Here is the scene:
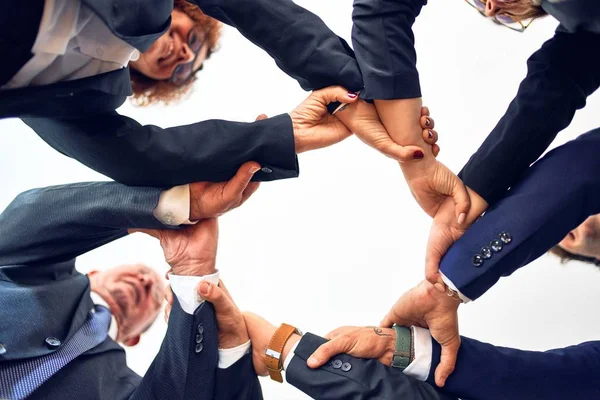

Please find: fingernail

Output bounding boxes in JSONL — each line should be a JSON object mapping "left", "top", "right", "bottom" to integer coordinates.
{"left": 199, "top": 282, "right": 211, "bottom": 296}
{"left": 458, "top": 213, "right": 466, "bottom": 225}
{"left": 347, "top": 92, "right": 358, "bottom": 99}
{"left": 425, "top": 118, "right": 431, "bottom": 127}
{"left": 428, "top": 130, "right": 434, "bottom": 139}
{"left": 413, "top": 151, "right": 424, "bottom": 159}
{"left": 434, "top": 283, "right": 446, "bottom": 293}
{"left": 308, "top": 356, "right": 319, "bottom": 367}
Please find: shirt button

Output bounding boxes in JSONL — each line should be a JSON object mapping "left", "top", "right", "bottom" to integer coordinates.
{"left": 45, "top": 337, "right": 61, "bottom": 349}
{"left": 197, "top": 324, "right": 204, "bottom": 334}
{"left": 499, "top": 232, "right": 512, "bottom": 244}
{"left": 341, "top": 362, "right": 352, "bottom": 372}
{"left": 472, "top": 254, "right": 484, "bottom": 267}
{"left": 490, "top": 239, "right": 503, "bottom": 252}
{"left": 196, "top": 333, "right": 203, "bottom": 344}
{"left": 331, "top": 359, "right": 342, "bottom": 369}
{"left": 261, "top": 167, "right": 273, "bottom": 174}
{"left": 195, "top": 343, "right": 204, "bottom": 353}
{"left": 164, "top": 212, "right": 175, "bottom": 226}
{"left": 480, "top": 246, "right": 493, "bottom": 259}
{"left": 96, "top": 48, "right": 104, "bottom": 57}
{"left": 0, "top": 343, "right": 6, "bottom": 355}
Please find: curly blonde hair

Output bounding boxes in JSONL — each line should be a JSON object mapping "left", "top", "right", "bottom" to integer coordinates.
{"left": 129, "top": 0, "right": 222, "bottom": 106}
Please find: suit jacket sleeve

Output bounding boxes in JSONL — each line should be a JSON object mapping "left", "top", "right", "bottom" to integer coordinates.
{"left": 214, "top": 354, "right": 263, "bottom": 400}
{"left": 352, "top": 0, "right": 426, "bottom": 100}
{"left": 428, "top": 336, "right": 600, "bottom": 400}
{"left": 193, "top": 0, "right": 363, "bottom": 93}
{"left": 23, "top": 112, "right": 298, "bottom": 187}
{"left": 286, "top": 333, "right": 457, "bottom": 400}
{"left": 0, "top": 181, "right": 170, "bottom": 266}
{"left": 459, "top": 30, "right": 600, "bottom": 205}
{"left": 130, "top": 297, "right": 220, "bottom": 400}
{"left": 440, "top": 128, "right": 600, "bottom": 300}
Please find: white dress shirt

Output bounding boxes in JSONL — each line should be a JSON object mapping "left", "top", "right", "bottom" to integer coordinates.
{"left": 3, "top": 0, "right": 139, "bottom": 89}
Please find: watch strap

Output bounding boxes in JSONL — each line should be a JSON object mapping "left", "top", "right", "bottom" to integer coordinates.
{"left": 391, "top": 325, "right": 412, "bottom": 370}
{"left": 265, "top": 323, "right": 297, "bottom": 383}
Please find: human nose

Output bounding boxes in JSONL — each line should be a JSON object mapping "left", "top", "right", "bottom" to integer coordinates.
{"left": 178, "top": 41, "right": 195, "bottom": 64}
{"left": 485, "top": 0, "right": 498, "bottom": 16}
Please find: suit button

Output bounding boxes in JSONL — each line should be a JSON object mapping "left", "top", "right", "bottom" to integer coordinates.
{"left": 490, "top": 239, "right": 503, "bottom": 252}
{"left": 45, "top": 337, "right": 61, "bottom": 349}
{"left": 341, "top": 362, "right": 352, "bottom": 372}
{"left": 195, "top": 343, "right": 204, "bottom": 353}
{"left": 197, "top": 324, "right": 204, "bottom": 334}
{"left": 0, "top": 343, "right": 6, "bottom": 355}
{"left": 499, "top": 232, "right": 512, "bottom": 244}
{"left": 196, "top": 333, "right": 203, "bottom": 344}
{"left": 261, "top": 167, "right": 273, "bottom": 174}
{"left": 331, "top": 359, "right": 343, "bottom": 369}
{"left": 480, "top": 246, "right": 492, "bottom": 259}
{"left": 472, "top": 254, "right": 484, "bottom": 267}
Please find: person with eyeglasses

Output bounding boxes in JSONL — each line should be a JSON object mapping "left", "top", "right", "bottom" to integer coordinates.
{"left": 1, "top": 0, "right": 437, "bottom": 195}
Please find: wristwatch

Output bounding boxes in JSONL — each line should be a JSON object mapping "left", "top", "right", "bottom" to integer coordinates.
{"left": 265, "top": 323, "right": 302, "bottom": 383}
{"left": 391, "top": 325, "right": 413, "bottom": 370}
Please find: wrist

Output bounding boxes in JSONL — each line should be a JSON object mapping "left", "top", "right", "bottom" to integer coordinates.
{"left": 170, "top": 261, "right": 216, "bottom": 277}
{"left": 219, "top": 331, "right": 251, "bottom": 350}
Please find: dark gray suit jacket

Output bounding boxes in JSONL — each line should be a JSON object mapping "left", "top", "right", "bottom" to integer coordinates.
{"left": 0, "top": 182, "right": 261, "bottom": 399}
{"left": 1, "top": 0, "right": 364, "bottom": 187}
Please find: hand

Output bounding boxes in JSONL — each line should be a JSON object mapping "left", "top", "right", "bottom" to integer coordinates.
{"left": 381, "top": 281, "right": 461, "bottom": 387}
{"left": 291, "top": 86, "right": 359, "bottom": 153}
{"left": 163, "top": 281, "right": 250, "bottom": 349}
{"left": 425, "top": 189, "right": 488, "bottom": 287}
{"left": 335, "top": 99, "right": 427, "bottom": 161}
{"left": 137, "top": 218, "right": 219, "bottom": 276}
{"left": 190, "top": 161, "right": 261, "bottom": 220}
{"left": 200, "top": 280, "right": 250, "bottom": 349}
{"left": 307, "top": 326, "right": 396, "bottom": 369}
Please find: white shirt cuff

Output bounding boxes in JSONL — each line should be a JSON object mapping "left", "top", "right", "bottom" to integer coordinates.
{"left": 441, "top": 272, "right": 472, "bottom": 303}
{"left": 283, "top": 341, "right": 300, "bottom": 382}
{"left": 403, "top": 326, "right": 432, "bottom": 381}
{"left": 153, "top": 184, "right": 196, "bottom": 226}
{"left": 168, "top": 271, "right": 220, "bottom": 314}
{"left": 219, "top": 340, "right": 251, "bottom": 369}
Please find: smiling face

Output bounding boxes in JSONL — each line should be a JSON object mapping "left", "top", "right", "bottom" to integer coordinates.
{"left": 89, "top": 264, "right": 165, "bottom": 346}
{"left": 557, "top": 215, "right": 600, "bottom": 261}
{"left": 130, "top": 9, "right": 209, "bottom": 82}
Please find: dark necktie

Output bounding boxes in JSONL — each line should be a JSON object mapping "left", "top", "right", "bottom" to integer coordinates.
{"left": 0, "top": 305, "right": 111, "bottom": 400}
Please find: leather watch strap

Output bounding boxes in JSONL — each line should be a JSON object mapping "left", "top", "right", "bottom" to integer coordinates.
{"left": 265, "top": 323, "right": 298, "bottom": 383}
{"left": 391, "top": 325, "right": 412, "bottom": 370}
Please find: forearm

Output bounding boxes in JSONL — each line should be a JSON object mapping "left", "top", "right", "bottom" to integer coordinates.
{"left": 0, "top": 182, "right": 168, "bottom": 265}
{"left": 459, "top": 31, "right": 600, "bottom": 205}
{"left": 195, "top": 0, "right": 363, "bottom": 92}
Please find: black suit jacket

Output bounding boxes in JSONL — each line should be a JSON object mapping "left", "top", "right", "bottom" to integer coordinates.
{"left": 0, "top": 0, "right": 363, "bottom": 187}
{"left": 0, "top": 182, "right": 261, "bottom": 399}
{"left": 351, "top": 0, "right": 600, "bottom": 205}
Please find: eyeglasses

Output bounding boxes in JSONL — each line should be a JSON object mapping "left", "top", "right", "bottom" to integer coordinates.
{"left": 170, "top": 29, "right": 205, "bottom": 85}
{"left": 464, "top": 0, "right": 533, "bottom": 32}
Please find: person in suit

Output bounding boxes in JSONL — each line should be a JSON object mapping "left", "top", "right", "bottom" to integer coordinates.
{"left": 1, "top": 0, "right": 432, "bottom": 192}
{"left": 351, "top": 126, "right": 600, "bottom": 389}
{"left": 0, "top": 164, "right": 267, "bottom": 399}
{"left": 347, "top": 0, "right": 600, "bottom": 283}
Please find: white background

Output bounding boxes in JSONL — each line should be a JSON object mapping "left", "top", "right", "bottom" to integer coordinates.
{"left": 2, "top": 1, "right": 600, "bottom": 398}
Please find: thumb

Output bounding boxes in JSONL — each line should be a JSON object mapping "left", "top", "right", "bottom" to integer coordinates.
{"left": 198, "top": 281, "right": 233, "bottom": 316}
{"left": 307, "top": 337, "right": 350, "bottom": 369}
{"left": 435, "top": 338, "right": 460, "bottom": 387}
{"left": 425, "top": 226, "right": 449, "bottom": 289}
{"left": 255, "top": 114, "right": 268, "bottom": 121}
{"left": 311, "top": 85, "right": 360, "bottom": 107}
{"left": 380, "top": 143, "right": 427, "bottom": 163}
{"left": 451, "top": 180, "right": 471, "bottom": 225}
{"left": 223, "top": 161, "right": 261, "bottom": 201}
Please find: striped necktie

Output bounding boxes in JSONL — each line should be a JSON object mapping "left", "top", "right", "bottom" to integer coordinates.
{"left": 0, "top": 305, "right": 111, "bottom": 400}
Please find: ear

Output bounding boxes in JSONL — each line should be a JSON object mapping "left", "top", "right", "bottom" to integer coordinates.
{"left": 124, "top": 335, "right": 141, "bottom": 347}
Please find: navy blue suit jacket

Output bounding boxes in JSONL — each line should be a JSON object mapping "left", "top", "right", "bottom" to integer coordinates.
{"left": 351, "top": 0, "right": 600, "bottom": 205}
{"left": 0, "top": 182, "right": 261, "bottom": 399}
{"left": 1, "top": 0, "right": 363, "bottom": 187}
